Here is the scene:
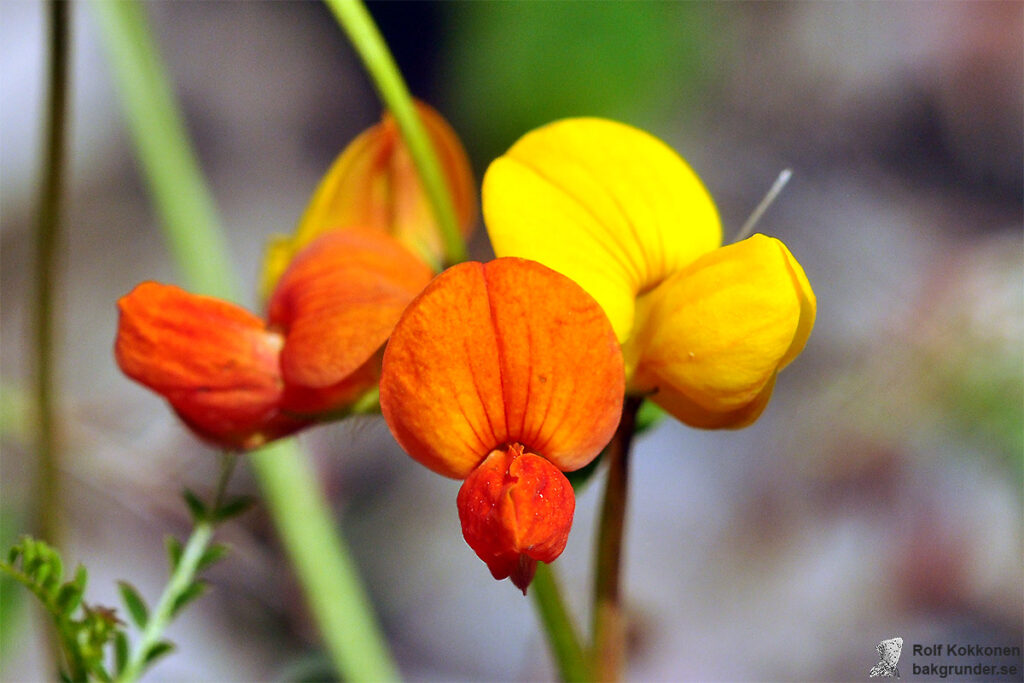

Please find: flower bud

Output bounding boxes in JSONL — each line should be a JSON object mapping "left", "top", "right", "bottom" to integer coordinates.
{"left": 456, "top": 444, "right": 576, "bottom": 594}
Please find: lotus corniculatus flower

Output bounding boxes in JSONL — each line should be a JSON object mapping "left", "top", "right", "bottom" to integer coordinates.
{"left": 116, "top": 228, "right": 433, "bottom": 450}
{"left": 380, "top": 258, "right": 625, "bottom": 592}
{"left": 261, "top": 100, "right": 477, "bottom": 296}
{"left": 483, "top": 118, "right": 816, "bottom": 428}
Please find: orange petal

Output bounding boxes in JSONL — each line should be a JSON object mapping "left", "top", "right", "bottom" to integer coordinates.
{"left": 456, "top": 444, "right": 575, "bottom": 593}
{"left": 380, "top": 257, "right": 624, "bottom": 478}
{"left": 115, "top": 282, "right": 304, "bottom": 449}
{"left": 262, "top": 100, "right": 477, "bottom": 294}
{"left": 266, "top": 229, "right": 433, "bottom": 415}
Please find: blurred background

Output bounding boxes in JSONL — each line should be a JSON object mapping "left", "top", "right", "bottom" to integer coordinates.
{"left": 1, "top": 1, "right": 1021, "bottom": 680}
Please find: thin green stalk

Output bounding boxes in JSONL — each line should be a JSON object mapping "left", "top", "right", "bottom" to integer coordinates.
{"left": 591, "top": 396, "right": 642, "bottom": 682}
{"left": 90, "top": 0, "right": 235, "bottom": 301}
{"left": 33, "top": 1, "right": 70, "bottom": 674}
{"left": 326, "top": 0, "right": 468, "bottom": 266}
{"left": 34, "top": 0, "right": 70, "bottom": 549}
{"left": 250, "top": 442, "right": 399, "bottom": 682}
{"left": 91, "top": 2, "right": 398, "bottom": 679}
{"left": 531, "top": 563, "right": 592, "bottom": 682}
{"left": 116, "top": 455, "right": 237, "bottom": 683}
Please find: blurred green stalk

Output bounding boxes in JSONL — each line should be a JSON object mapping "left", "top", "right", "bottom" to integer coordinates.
{"left": 34, "top": 0, "right": 70, "bottom": 674}
{"left": 591, "top": 396, "right": 642, "bottom": 682}
{"left": 90, "top": 1, "right": 398, "bottom": 680}
{"left": 34, "top": 0, "right": 69, "bottom": 552}
{"left": 531, "top": 564, "right": 592, "bottom": 682}
{"left": 326, "top": 0, "right": 468, "bottom": 266}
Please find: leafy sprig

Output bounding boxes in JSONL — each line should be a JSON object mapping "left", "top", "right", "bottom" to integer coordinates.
{"left": 1, "top": 536, "right": 123, "bottom": 682}
{"left": 3, "top": 455, "right": 250, "bottom": 682}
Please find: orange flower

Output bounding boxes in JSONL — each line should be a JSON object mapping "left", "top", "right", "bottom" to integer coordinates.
{"left": 116, "top": 228, "right": 433, "bottom": 450}
{"left": 115, "top": 282, "right": 301, "bottom": 450}
{"left": 380, "top": 258, "right": 624, "bottom": 591}
{"left": 261, "top": 101, "right": 477, "bottom": 295}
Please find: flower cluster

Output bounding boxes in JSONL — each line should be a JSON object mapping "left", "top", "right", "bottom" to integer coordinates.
{"left": 115, "top": 102, "right": 474, "bottom": 450}
{"left": 115, "top": 107, "right": 815, "bottom": 591}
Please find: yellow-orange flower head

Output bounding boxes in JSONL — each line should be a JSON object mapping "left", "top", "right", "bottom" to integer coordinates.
{"left": 483, "top": 118, "right": 815, "bottom": 428}
{"left": 380, "top": 258, "right": 625, "bottom": 591}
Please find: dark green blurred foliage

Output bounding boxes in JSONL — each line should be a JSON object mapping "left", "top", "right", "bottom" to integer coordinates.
{"left": 439, "top": 1, "right": 719, "bottom": 168}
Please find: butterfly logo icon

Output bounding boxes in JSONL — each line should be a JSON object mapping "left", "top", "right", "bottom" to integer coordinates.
{"left": 869, "top": 636, "right": 903, "bottom": 678}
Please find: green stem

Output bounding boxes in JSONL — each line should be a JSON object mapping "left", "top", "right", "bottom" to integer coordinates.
{"left": 531, "top": 563, "right": 592, "bottom": 682}
{"left": 91, "top": 2, "right": 399, "bottom": 679}
{"left": 325, "top": 0, "right": 468, "bottom": 266}
{"left": 89, "top": 0, "right": 236, "bottom": 301}
{"left": 34, "top": 0, "right": 70, "bottom": 548}
{"left": 33, "top": 1, "right": 70, "bottom": 675}
{"left": 591, "top": 396, "right": 642, "bottom": 682}
{"left": 116, "top": 455, "right": 237, "bottom": 683}
{"left": 249, "top": 441, "right": 400, "bottom": 682}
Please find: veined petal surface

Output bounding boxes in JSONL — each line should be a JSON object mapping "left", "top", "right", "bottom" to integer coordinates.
{"left": 633, "top": 234, "right": 816, "bottom": 426}
{"left": 267, "top": 229, "right": 433, "bottom": 411}
{"left": 380, "top": 258, "right": 624, "bottom": 479}
{"left": 483, "top": 117, "right": 721, "bottom": 341}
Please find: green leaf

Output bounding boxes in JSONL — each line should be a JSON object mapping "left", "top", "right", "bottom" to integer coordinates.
{"left": 55, "top": 579, "right": 84, "bottom": 615}
{"left": 182, "top": 489, "right": 207, "bottom": 522}
{"left": 170, "top": 580, "right": 207, "bottom": 619}
{"left": 114, "top": 630, "right": 129, "bottom": 675}
{"left": 143, "top": 640, "right": 175, "bottom": 666}
{"left": 23, "top": 552, "right": 47, "bottom": 579}
{"left": 211, "top": 495, "right": 256, "bottom": 523}
{"left": 196, "top": 544, "right": 228, "bottom": 572}
{"left": 93, "top": 663, "right": 113, "bottom": 683}
{"left": 32, "top": 561, "right": 53, "bottom": 594}
{"left": 164, "top": 535, "right": 183, "bottom": 571}
{"left": 117, "top": 581, "right": 149, "bottom": 629}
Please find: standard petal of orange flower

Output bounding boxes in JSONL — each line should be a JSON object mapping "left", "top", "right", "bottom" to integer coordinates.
{"left": 631, "top": 234, "right": 816, "bottom": 427}
{"left": 457, "top": 444, "right": 575, "bottom": 594}
{"left": 114, "top": 282, "right": 302, "bottom": 449}
{"left": 483, "top": 117, "right": 721, "bottom": 342}
{"left": 261, "top": 101, "right": 476, "bottom": 295}
{"left": 266, "top": 229, "right": 433, "bottom": 415}
{"left": 380, "top": 257, "right": 625, "bottom": 479}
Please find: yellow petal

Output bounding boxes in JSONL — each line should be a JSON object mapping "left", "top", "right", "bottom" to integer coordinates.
{"left": 260, "top": 101, "right": 476, "bottom": 297}
{"left": 632, "top": 234, "right": 815, "bottom": 427}
{"left": 482, "top": 117, "right": 721, "bottom": 341}
{"left": 650, "top": 374, "right": 777, "bottom": 430}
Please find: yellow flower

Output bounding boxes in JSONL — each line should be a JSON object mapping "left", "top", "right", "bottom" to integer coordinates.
{"left": 483, "top": 118, "right": 815, "bottom": 428}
